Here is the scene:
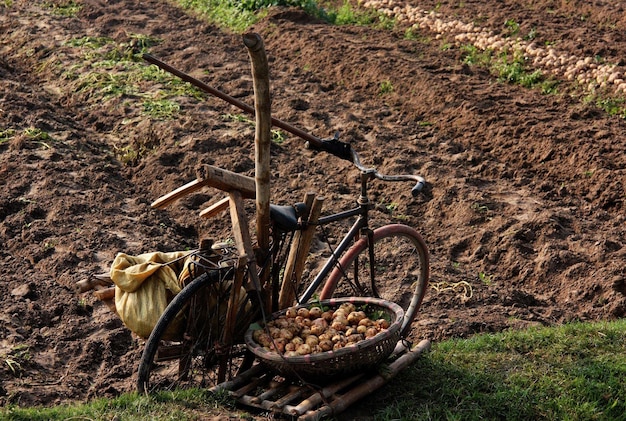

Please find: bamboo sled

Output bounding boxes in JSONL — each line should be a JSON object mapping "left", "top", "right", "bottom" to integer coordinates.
{"left": 210, "top": 339, "right": 431, "bottom": 420}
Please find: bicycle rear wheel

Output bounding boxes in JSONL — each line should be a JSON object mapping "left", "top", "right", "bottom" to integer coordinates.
{"left": 136, "top": 267, "right": 259, "bottom": 394}
{"left": 320, "top": 224, "right": 429, "bottom": 337}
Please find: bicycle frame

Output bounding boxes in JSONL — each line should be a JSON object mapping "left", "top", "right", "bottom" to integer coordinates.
{"left": 297, "top": 171, "right": 376, "bottom": 304}
{"left": 298, "top": 207, "right": 368, "bottom": 302}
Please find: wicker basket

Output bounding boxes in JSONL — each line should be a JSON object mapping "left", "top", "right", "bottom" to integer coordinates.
{"left": 244, "top": 297, "right": 403, "bottom": 381}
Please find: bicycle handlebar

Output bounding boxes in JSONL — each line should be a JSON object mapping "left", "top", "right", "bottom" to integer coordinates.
{"left": 305, "top": 133, "right": 426, "bottom": 197}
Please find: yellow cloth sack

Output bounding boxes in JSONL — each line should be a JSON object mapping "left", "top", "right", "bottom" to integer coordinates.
{"left": 110, "top": 251, "right": 190, "bottom": 339}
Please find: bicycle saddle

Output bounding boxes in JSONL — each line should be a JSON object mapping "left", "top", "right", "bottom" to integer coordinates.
{"left": 269, "top": 203, "right": 306, "bottom": 232}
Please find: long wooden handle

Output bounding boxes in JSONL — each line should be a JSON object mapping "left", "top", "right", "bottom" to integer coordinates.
{"left": 143, "top": 53, "right": 325, "bottom": 149}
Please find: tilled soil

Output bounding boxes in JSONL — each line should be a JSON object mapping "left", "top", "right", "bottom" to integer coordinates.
{"left": 1, "top": 0, "right": 624, "bottom": 415}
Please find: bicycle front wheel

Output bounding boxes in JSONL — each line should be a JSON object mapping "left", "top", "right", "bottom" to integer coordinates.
{"left": 136, "top": 267, "right": 259, "bottom": 394}
{"left": 320, "top": 224, "right": 429, "bottom": 337}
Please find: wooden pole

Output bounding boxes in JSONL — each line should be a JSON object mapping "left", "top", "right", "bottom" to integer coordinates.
{"left": 278, "top": 194, "right": 325, "bottom": 309}
{"left": 243, "top": 32, "right": 271, "bottom": 256}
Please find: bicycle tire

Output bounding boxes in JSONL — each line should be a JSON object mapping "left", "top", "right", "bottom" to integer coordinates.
{"left": 136, "top": 267, "right": 259, "bottom": 394}
{"left": 319, "top": 224, "right": 429, "bottom": 337}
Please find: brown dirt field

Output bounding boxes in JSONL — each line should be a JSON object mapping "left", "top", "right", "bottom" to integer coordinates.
{"left": 1, "top": 0, "right": 624, "bottom": 416}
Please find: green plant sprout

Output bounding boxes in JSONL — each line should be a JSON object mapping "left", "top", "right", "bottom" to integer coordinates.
{"left": 478, "top": 271, "right": 492, "bottom": 285}
{"left": 379, "top": 80, "right": 394, "bottom": 95}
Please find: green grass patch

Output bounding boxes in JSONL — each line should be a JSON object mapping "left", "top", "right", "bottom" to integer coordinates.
{"left": 462, "top": 45, "right": 559, "bottom": 94}
{"left": 172, "top": 0, "right": 395, "bottom": 31}
{"left": 1, "top": 389, "right": 240, "bottom": 421}
{"left": 3, "top": 320, "right": 624, "bottom": 420}
{"left": 43, "top": 0, "right": 81, "bottom": 17}
{"left": 176, "top": 0, "right": 263, "bottom": 32}
{"left": 378, "top": 319, "right": 626, "bottom": 420}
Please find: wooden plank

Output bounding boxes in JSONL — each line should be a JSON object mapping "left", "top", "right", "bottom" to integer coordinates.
{"left": 228, "top": 191, "right": 263, "bottom": 295}
{"left": 93, "top": 286, "right": 115, "bottom": 301}
{"left": 151, "top": 165, "right": 256, "bottom": 209}
{"left": 210, "top": 363, "right": 265, "bottom": 394}
{"left": 151, "top": 179, "right": 205, "bottom": 209}
{"left": 223, "top": 255, "right": 247, "bottom": 350}
{"left": 197, "top": 165, "right": 256, "bottom": 199}
{"left": 199, "top": 196, "right": 230, "bottom": 219}
{"left": 278, "top": 195, "right": 324, "bottom": 309}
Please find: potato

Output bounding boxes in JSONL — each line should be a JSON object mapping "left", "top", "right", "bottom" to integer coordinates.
{"left": 319, "top": 339, "right": 333, "bottom": 352}
{"left": 365, "top": 327, "right": 378, "bottom": 338}
{"left": 308, "top": 306, "right": 322, "bottom": 319}
{"left": 321, "top": 310, "right": 334, "bottom": 322}
{"left": 254, "top": 303, "right": 392, "bottom": 355}
{"left": 296, "top": 343, "right": 312, "bottom": 355}
{"left": 297, "top": 307, "right": 310, "bottom": 318}
{"left": 376, "top": 318, "right": 390, "bottom": 329}
{"left": 279, "top": 328, "right": 293, "bottom": 341}
{"left": 305, "top": 335, "right": 319, "bottom": 347}
{"left": 358, "top": 317, "right": 374, "bottom": 327}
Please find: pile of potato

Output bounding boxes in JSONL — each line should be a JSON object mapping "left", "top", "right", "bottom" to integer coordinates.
{"left": 252, "top": 302, "right": 391, "bottom": 357}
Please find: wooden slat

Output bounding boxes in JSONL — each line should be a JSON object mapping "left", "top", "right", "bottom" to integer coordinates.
{"left": 199, "top": 196, "right": 230, "bottom": 219}
{"left": 93, "top": 286, "right": 115, "bottom": 301}
{"left": 75, "top": 273, "right": 112, "bottom": 293}
{"left": 151, "top": 179, "right": 205, "bottom": 209}
{"left": 151, "top": 165, "right": 256, "bottom": 209}
{"left": 278, "top": 195, "right": 324, "bottom": 309}
{"left": 197, "top": 165, "right": 256, "bottom": 199}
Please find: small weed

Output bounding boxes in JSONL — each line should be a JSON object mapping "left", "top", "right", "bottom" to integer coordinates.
{"left": 379, "top": 80, "right": 394, "bottom": 95}
{"left": 471, "top": 202, "right": 490, "bottom": 213}
{"left": 525, "top": 27, "right": 538, "bottom": 41}
{"left": 596, "top": 97, "right": 626, "bottom": 117}
{"left": 223, "top": 113, "right": 253, "bottom": 124}
{"left": 504, "top": 19, "right": 520, "bottom": 37}
{"left": 384, "top": 201, "right": 398, "bottom": 212}
{"left": 404, "top": 27, "right": 421, "bottom": 41}
{"left": 462, "top": 45, "right": 558, "bottom": 94}
{"left": 24, "top": 127, "right": 53, "bottom": 148}
{"left": 24, "top": 127, "right": 51, "bottom": 141}
{"left": 3, "top": 345, "right": 31, "bottom": 377}
{"left": 271, "top": 129, "right": 286, "bottom": 145}
{"left": 461, "top": 44, "right": 492, "bottom": 67}
{"left": 583, "top": 170, "right": 594, "bottom": 178}
{"left": 142, "top": 99, "right": 180, "bottom": 120}
{"left": 0, "top": 128, "right": 16, "bottom": 145}
{"left": 43, "top": 0, "right": 81, "bottom": 16}
{"left": 478, "top": 271, "right": 492, "bottom": 285}
{"left": 114, "top": 140, "right": 157, "bottom": 166}
{"left": 65, "top": 36, "right": 113, "bottom": 49}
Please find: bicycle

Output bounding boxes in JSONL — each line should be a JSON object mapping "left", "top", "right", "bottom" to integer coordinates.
{"left": 136, "top": 133, "right": 430, "bottom": 394}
